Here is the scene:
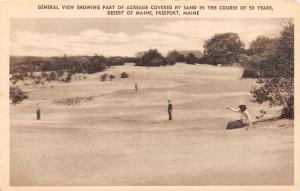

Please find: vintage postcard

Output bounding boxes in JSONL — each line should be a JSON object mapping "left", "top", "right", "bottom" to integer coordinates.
{"left": 0, "top": 0, "right": 299, "bottom": 191}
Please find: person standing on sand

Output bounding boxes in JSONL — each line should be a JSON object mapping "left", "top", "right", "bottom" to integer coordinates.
{"left": 135, "top": 82, "right": 138, "bottom": 91}
{"left": 168, "top": 100, "right": 173, "bottom": 121}
{"left": 226, "top": 104, "right": 252, "bottom": 130}
{"left": 36, "top": 103, "right": 41, "bottom": 120}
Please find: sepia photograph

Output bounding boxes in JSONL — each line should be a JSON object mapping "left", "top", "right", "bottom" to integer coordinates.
{"left": 9, "top": 18, "right": 294, "bottom": 186}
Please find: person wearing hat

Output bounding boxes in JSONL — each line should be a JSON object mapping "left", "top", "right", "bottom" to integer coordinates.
{"left": 226, "top": 104, "right": 252, "bottom": 129}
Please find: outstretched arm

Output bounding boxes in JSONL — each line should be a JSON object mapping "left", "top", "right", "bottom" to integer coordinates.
{"left": 226, "top": 107, "right": 240, "bottom": 112}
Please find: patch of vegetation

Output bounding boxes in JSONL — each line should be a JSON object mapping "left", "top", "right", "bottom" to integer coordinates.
{"left": 250, "top": 21, "right": 294, "bottom": 119}
{"left": 242, "top": 69, "right": 259, "bottom": 78}
{"left": 120, "top": 72, "right": 129, "bottom": 78}
{"left": 100, "top": 73, "right": 108, "bottom": 81}
{"left": 202, "top": 33, "right": 244, "bottom": 65}
{"left": 109, "top": 74, "right": 115, "bottom": 81}
{"left": 185, "top": 53, "right": 198, "bottom": 65}
{"left": 10, "top": 86, "right": 28, "bottom": 104}
{"left": 135, "top": 49, "right": 168, "bottom": 67}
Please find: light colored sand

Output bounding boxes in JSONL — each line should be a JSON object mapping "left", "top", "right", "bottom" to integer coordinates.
{"left": 10, "top": 64, "right": 293, "bottom": 186}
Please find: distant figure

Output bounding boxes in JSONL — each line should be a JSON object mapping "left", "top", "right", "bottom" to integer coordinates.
{"left": 135, "top": 83, "right": 138, "bottom": 91}
{"left": 36, "top": 103, "right": 41, "bottom": 120}
{"left": 226, "top": 104, "right": 252, "bottom": 130}
{"left": 168, "top": 100, "right": 173, "bottom": 121}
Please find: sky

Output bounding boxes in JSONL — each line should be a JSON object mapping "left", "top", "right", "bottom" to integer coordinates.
{"left": 10, "top": 18, "right": 285, "bottom": 57}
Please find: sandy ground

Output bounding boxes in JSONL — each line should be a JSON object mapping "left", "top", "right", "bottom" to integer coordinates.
{"left": 10, "top": 63, "right": 293, "bottom": 186}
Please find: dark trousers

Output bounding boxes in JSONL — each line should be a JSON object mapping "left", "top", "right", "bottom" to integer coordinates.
{"left": 37, "top": 110, "right": 41, "bottom": 120}
{"left": 168, "top": 110, "right": 172, "bottom": 120}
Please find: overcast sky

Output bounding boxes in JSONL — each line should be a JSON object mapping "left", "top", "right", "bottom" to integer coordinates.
{"left": 10, "top": 18, "right": 284, "bottom": 57}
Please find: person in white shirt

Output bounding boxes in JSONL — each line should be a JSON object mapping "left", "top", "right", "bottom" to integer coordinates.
{"left": 226, "top": 104, "right": 252, "bottom": 129}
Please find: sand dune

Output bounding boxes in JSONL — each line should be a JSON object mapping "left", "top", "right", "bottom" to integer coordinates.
{"left": 10, "top": 63, "right": 293, "bottom": 186}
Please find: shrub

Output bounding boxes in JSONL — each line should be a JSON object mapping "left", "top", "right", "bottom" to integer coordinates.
{"left": 120, "top": 72, "right": 129, "bottom": 78}
{"left": 41, "top": 72, "right": 48, "bottom": 78}
{"left": 11, "top": 73, "right": 24, "bottom": 82}
{"left": 23, "top": 72, "right": 29, "bottom": 78}
{"left": 10, "top": 86, "right": 28, "bottom": 104}
{"left": 109, "top": 74, "right": 115, "bottom": 81}
{"left": 65, "top": 73, "right": 72, "bottom": 82}
{"left": 86, "top": 55, "right": 107, "bottom": 74}
{"left": 250, "top": 21, "right": 294, "bottom": 119}
{"left": 185, "top": 53, "right": 197, "bottom": 65}
{"left": 148, "top": 57, "right": 167, "bottom": 67}
{"left": 48, "top": 71, "right": 57, "bottom": 81}
{"left": 57, "top": 70, "right": 64, "bottom": 77}
{"left": 107, "top": 57, "right": 125, "bottom": 66}
{"left": 100, "top": 73, "right": 108, "bottom": 81}
{"left": 166, "top": 50, "right": 185, "bottom": 63}
{"left": 165, "top": 57, "right": 176, "bottom": 65}
{"left": 136, "top": 49, "right": 168, "bottom": 67}
{"left": 242, "top": 69, "right": 259, "bottom": 78}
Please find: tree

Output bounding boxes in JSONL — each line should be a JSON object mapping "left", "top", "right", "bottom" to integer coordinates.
{"left": 41, "top": 72, "right": 48, "bottom": 78}
{"left": 100, "top": 73, "right": 108, "bottom": 81}
{"left": 248, "top": 36, "right": 277, "bottom": 55}
{"left": 120, "top": 72, "right": 129, "bottom": 78}
{"left": 242, "top": 69, "right": 259, "bottom": 78}
{"left": 48, "top": 71, "right": 57, "bottom": 81}
{"left": 241, "top": 36, "right": 278, "bottom": 74}
{"left": 185, "top": 53, "right": 197, "bottom": 65}
{"left": 251, "top": 22, "right": 294, "bottom": 119}
{"left": 64, "top": 72, "right": 72, "bottom": 83}
{"left": 135, "top": 51, "right": 147, "bottom": 58}
{"left": 86, "top": 55, "right": 107, "bottom": 74}
{"left": 10, "top": 86, "right": 28, "bottom": 104}
{"left": 136, "top": 49, "right": 167, "bottom": 67}
{"left": 203, "top": 33, "right": 244, "bottom": 65}
{"left": 166, "top": 50, "right": 185, "bottom": 63}
{"left": 109, "top": 74, "right": 115, "bottom": 81}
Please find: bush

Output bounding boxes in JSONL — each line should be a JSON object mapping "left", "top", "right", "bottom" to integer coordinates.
{"left": 250, "top": 21, "right": 294, "bottom": 119}
{"left": 100, "top": 73, "right": 108, "bottom": 81}
{"left": 10, "top": 73, "right": 24, "bottom": 82}
{"left": 148, "top": 57, "right": 167, "bottom": 67}
{"left": 166, "top": 50, "right": 185, "bottom": 63}
{"left": 136, "top": 49, "right": 168, "bottom": 67}
{"left": 165, "top": 57, "right": 176, "bottom": 65}
{"left": 23, "top": 72, "right": 29, "bottom": 78}
{"left": 86, "top": 55, "right": 107, "bottom": 74}
{"left": 65, "top": 73, "right": 72, "bottom": 82}
{"left": 109, "top": 74, "right": 115, "bottom": 81}
{"left": 41, "top": 72, "right": 48, "bottom": 78}
{"left": 242, "top": 69, "right": 259, "bottom": 78}
{"left": 57, "top": 70, "right": 64, "bottom": 77}
{"left": 107, "top": 57, "right": 125, "bottom": 66}
{"left": 281, "top": 95, "right": 294, "bottom": 119}
{"left": 185, "top": 53, "right": 197, "bottom": 65}
{"left": 48, "top": 71, "right": 57, "bottom": 81}
{"left": 120, "top": 72, "right": 129, "bottom": 78}
{"left": 10, "top": 86, "right": 28, "bottom": 104}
